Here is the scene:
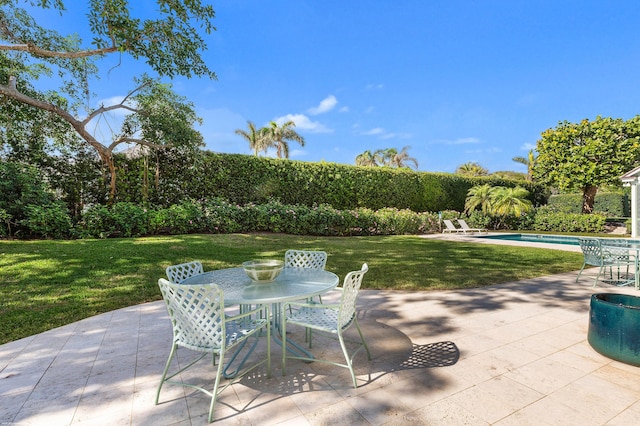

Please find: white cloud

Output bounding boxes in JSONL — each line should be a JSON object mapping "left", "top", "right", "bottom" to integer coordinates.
{"left": 360, "top": 128, "right": 412, "bottom": 140}
{"left": 362, "top": 127, "right": 385, "bottom": 136}
{"left": 380, "top": 132, "right": 412, "bottom": 140}
{"left": 521, "top": 142, "right": 536, "bottom": 150}
{"left": 339, "top": 106, "right": 350, "bottom": 113}
{"left": 275, "top": 113, "right": 333, "bottom": 133}
{"left": 289, "top": 149, "right": 305, "bottom": 158}
{"left": 438, "top": 137, "right": 481, "bottom": 145}
{"left": 307, "top": 95, "right": 338, "bottom": 115}
{"left": 463, "top": 147, "right": 501, "bottom": 154}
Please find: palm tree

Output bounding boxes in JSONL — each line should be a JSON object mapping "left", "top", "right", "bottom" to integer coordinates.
{"left": 491, "top": 186, "right": 533, "bottom": 218}
{"left": 491, "top": 171, "right": 527, "bottom": 180}
{"left": 263, "top": 120, "right": 305, "bottom": 158}
{"left": 374, "top": 148, "right": 396, "bottom": 167}
{"left": 388, "top": 146, "right": 419, "bottom": 169}
{"left": 235, "top": 121, "right": 267, "bottom": 156}
{"left": 512, "top": 150, "right": 537, "bottom": 182}
{"left": 355, "top": 150, "right": 379, "bottom": 167}
{"left": 455, "top": 162, "right": 489, "bottom": 177}
{"left": 464, "top": 184, "right": 496, "bottom": 215}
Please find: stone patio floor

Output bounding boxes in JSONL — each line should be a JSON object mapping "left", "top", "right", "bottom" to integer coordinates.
{"left": 2, "top": 234, "right": 640, "bottom": 425}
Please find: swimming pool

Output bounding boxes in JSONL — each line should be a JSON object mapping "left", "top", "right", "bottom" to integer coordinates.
{"left": 478, "top": 234, "right": 639, "bottom": 246}
{"left": 478, "top": 234, "right": 582, "bottom": 246}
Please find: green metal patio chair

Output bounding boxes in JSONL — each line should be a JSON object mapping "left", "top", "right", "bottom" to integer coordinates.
{"left": 577, "top": 238, "right": 610, "bottom": 286}
{"left": 165, "top": 260, "right": 203, "bottom": 284}
{"left": 155, "top": 278, "right": 271, "bottom": 423}
{"left": 577, "top": 238, "right": 635, "bottom": 287}
{"left": 285, "top": 249, "right": 328, "bottom": 308}
{"left": 601, "top": 240, "right": 636, "bottom": 286}
{"left": 284, "top": 249, "right": 328, "bottom": 270}
{"left": 280, "top": 263, "right": 371, "bottom": 388}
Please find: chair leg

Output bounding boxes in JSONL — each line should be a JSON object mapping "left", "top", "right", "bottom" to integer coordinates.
{"left": 265, "top": 306, "right": 272, "bottom": 378}
{"left": 594, "top": 265, "right": 604, "bottom": 287}
{"left": 354, "top": 318, "right": 371, "bottom": 361}
{"left": 281, "top": 309, "right": 287, "bottom": 376}
{"left": 155, "top": 343, "right": 178, "bottom": 405}
{"left": 338, "top": 333, "right": 358, "bottom": 388}
{"left": 208, "top": 351, "right": 226, "bottom": 423}
{"left": 576, "top": 263, "right": 586, "bottom": 282}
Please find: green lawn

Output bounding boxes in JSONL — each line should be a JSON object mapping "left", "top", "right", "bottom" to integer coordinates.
{"left": 0, "top": 233, "right": 584, "bottom": 344}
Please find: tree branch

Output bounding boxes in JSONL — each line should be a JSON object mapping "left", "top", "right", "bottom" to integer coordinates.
{"left": 82, "top": 81, "right": 152, "bottom": 125}
{"left": 0, "top": 42, "right": 118, "bottom": 58}
{"left": 0, "top": 75, "right": 108, "bottom": 156}
{"left": 109, "top": 137, "right": 168, "bottom": 152}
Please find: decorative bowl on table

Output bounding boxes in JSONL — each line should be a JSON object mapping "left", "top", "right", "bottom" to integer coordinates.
{"left": 242, "top": 260, "right": 284, "bottom": 283}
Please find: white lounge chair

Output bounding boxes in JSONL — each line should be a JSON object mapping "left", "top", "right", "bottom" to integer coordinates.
{"left": 457, "top": 219, "right": 487, "bottom": 234}
{"left": 442, "top": 219, "right": 465, "bottom": 233}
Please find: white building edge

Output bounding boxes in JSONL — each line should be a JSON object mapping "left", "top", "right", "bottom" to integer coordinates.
{"left": 621, "top": 165, "right": 640, "bottom": 238}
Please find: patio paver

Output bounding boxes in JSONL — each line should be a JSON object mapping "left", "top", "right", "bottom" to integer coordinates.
{"left": 1, "top": 263, "right": 639, "bottom": 424}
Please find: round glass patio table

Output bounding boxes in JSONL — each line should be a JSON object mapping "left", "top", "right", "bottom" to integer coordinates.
{"left": 182, "top": 267, "right": 339, "bottom": 377}
{"left": 181, "top": 267, "right": 339, "bottom": 304}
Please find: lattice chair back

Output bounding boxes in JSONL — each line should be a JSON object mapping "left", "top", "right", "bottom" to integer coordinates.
{"left": 578, "top": 238, "right": 604, "bottom": 267}
{"left": 284, "top": 250, "right": 328, "bottom": 269}
{"left": 166, "top": 261, "right": 203, "bottom": 284}
{"left": 158, "top": 278, "right": 225, "bottom": 352}
{"left": 603, "top": 245, "right": 631, "bottom": 263}
{"left": 338, "top": 263, "right": 368, "bottom": 329}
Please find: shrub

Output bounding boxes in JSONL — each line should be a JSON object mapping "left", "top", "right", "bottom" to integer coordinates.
{"left": 20, "top": 203, "right": 74, "bottom": 239}
{"left": 151, "top": 199, "right": 204, "bottom": 234}
{"left": 0, "top": 161, "right": 59, "bottom": 237}
{"left": 79, "top": 203, "right": 150, "bottom": 238}
{"left": 547, "top": 192, "right": 630, "bottom": 217}
{"left": 530, "top": 206, "right": 606, "bottom": 233}
{"left": 201, "top": 199, "right": 243, "bottom": 234}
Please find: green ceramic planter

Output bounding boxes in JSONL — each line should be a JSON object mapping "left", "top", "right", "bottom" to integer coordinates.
{"left": 588, "top": 293, "right": 640, "bottom": 366}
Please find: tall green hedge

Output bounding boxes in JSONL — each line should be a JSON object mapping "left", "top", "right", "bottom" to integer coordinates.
{"left": 114, "top": 151, "right": 548, "bottom": 212}
{"left": 547, "top": 191, "right": 630, "bottom": 216}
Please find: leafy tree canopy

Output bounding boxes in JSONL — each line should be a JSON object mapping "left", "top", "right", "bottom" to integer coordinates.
{"left": 1, "top": 0, "right": 216, "bottom": 81}
{"left": 0, "top": 0, "right": 214, "bottom": 200}
{"left": 533, "top": 116, "right": 640, "bottom": 213}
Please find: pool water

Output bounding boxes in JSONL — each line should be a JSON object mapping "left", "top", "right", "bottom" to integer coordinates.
{"left": 479, "top": 234, "right": 640, "bottom": 246}
{"left": 478, "top": 234, "right": 582, "bottom": 246}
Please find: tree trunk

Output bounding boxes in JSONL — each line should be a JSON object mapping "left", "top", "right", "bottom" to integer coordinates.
{"left": 142, "top": 155, "right": 149, "bottom": 201}
{"left": 96, "top": 150, "right": 117, "bottom": 205}
{"left": 582, "top": 185, "right": 598, "bottom": 213}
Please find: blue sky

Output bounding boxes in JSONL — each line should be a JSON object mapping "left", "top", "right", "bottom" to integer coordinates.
{"left": 36, "top": 1, "right": 640, "bottom": 173}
